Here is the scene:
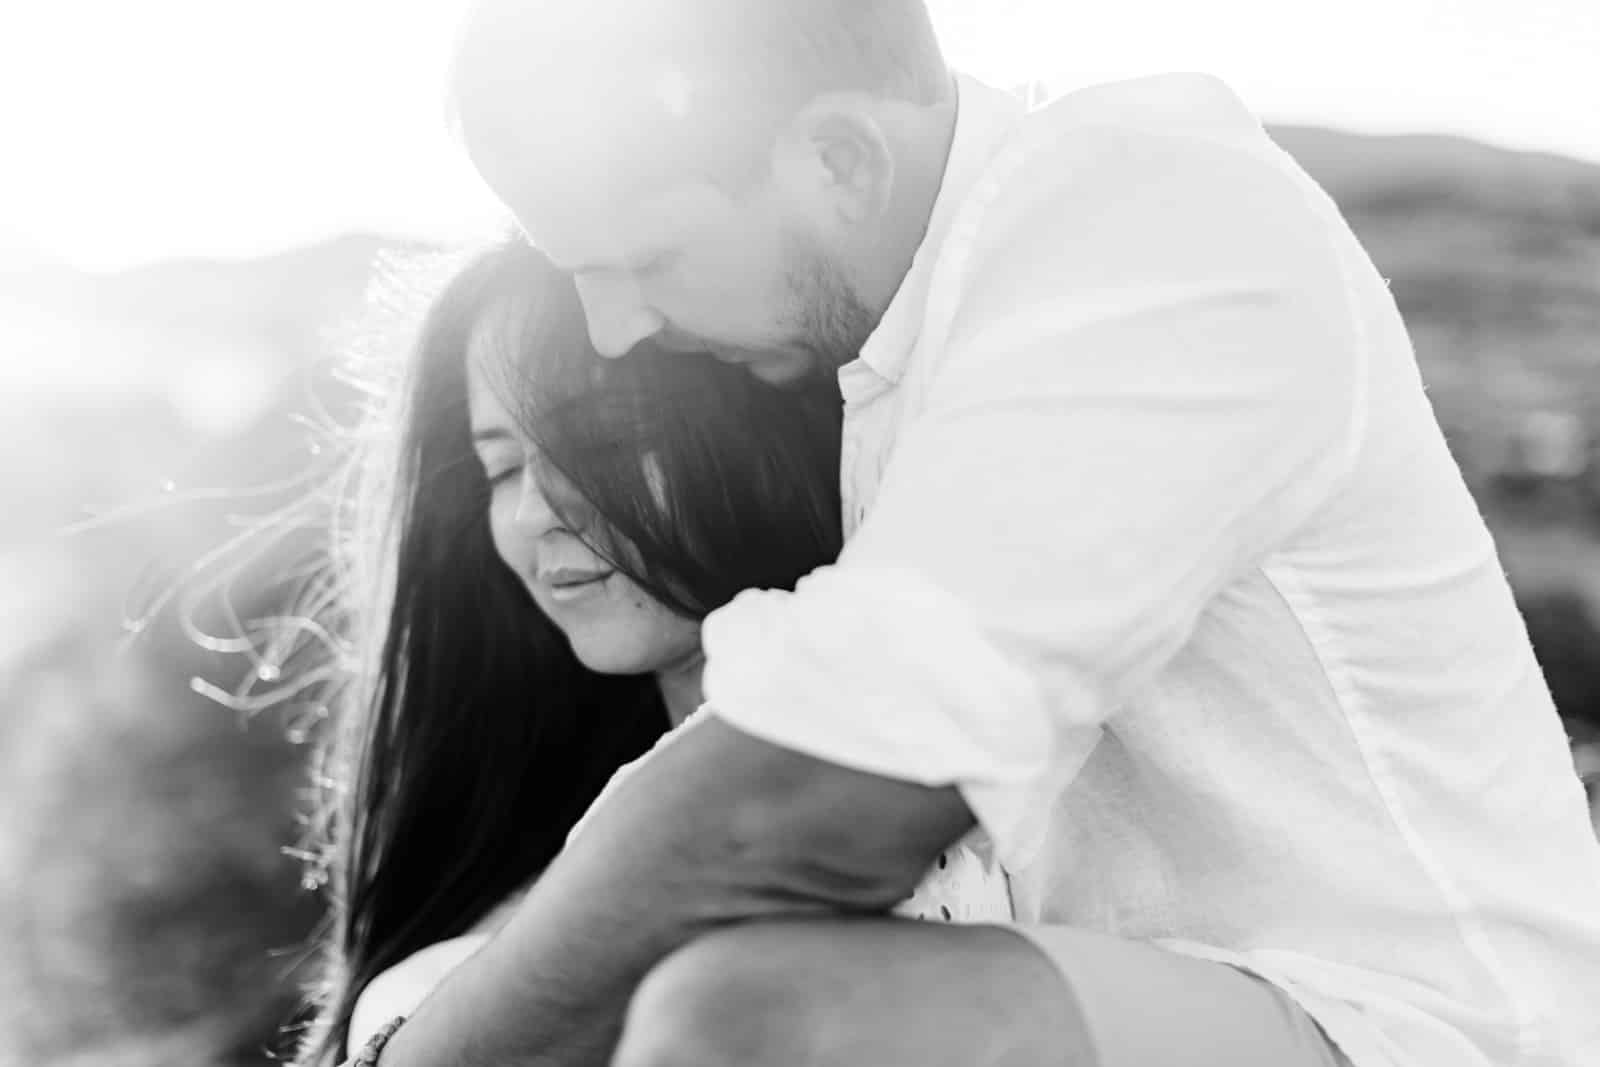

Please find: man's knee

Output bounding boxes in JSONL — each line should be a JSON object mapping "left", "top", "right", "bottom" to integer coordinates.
{"left": 612, "top": 926, "right": 826, "bottom": 1067}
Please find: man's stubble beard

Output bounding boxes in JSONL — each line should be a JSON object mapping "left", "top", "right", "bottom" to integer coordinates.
{"left": 786, "top": 232, "right": 877, "bottom": 377}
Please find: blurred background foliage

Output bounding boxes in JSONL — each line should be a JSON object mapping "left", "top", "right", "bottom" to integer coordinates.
{"left": 2, "top": 124, "right": 1598, "bottom": 1065}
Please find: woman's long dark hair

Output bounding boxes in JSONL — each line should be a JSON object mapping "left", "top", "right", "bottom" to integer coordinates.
{"left": 293, "top": 240, "right": 842, "bottom": 1064}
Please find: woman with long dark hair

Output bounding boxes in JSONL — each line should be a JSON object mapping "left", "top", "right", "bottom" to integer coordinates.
{"left": 292, "top": 240, "right": 1008, "bottom": 1065}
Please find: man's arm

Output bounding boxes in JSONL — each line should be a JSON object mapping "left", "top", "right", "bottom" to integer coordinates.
{"left": 704, "top": 124, "right": 1369, "bottom": 865}
{"left": 375, "top": 714, "right": 974, "bottom": 1067}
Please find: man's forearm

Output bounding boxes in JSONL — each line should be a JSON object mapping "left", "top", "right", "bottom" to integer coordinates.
{"left": 373, "top": 716, "right": 970, "bottom": 1067}
{"left": 373, "top": 815, "right": 711, "bottom": 1067}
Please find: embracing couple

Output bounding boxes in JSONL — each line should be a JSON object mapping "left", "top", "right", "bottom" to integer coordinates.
{"left": 298, "top": 2, "right": 1600, "bottom": 1065}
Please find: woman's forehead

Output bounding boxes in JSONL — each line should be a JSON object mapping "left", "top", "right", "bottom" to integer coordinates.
{"left": 464, "top": 323, "right": 514, "bottom": 422}
{"left": 463, "top": 287, "right": 555, "bottom": 401}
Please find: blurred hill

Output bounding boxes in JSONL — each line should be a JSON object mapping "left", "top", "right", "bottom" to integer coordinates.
{"left": 1276, "top": 126, "right": 1600, "bottom": 462}
{"left": 1274, "top": 125, "right": 1600, "bottom": 610}
{"left": 2, "top": 124, "right": 1598, "bottom": 1064}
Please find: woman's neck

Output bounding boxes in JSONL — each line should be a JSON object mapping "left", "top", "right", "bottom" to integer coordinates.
{"left": 654, "top": 648, "right": 707, "bottom": 728}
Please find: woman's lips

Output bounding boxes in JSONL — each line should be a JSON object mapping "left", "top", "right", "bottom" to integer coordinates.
{"left": 540, "top": 568, "right": 614, "bottom": 603}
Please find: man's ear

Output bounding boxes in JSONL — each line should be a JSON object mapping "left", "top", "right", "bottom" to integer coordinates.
{"left": 771, "top": 97, "right": 895, "bottom": 228}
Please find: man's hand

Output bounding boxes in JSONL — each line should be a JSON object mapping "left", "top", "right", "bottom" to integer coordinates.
{"left": 375, "top": 713, "right": 974, "bottom": 1067}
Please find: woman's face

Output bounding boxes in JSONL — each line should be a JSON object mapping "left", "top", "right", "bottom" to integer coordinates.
{"left": 465, "top": 338, "right": 703, "bottom": 678}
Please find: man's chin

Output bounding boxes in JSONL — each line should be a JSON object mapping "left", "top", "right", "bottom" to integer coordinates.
{"left": 746, "top": 356, "right": 819, "bottom": 386}
{"left": 709, "top": 347, "right": 824, "bottom": 386}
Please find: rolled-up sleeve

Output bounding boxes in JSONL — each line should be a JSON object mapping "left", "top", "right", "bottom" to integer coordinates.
{"left": 703, "top": 129, "right": 1368, "bottom": 866}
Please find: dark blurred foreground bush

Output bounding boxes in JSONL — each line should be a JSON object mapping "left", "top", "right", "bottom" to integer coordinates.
{"left": 0, "top": 586, "right": 325, "bottom": 1065}
{"left": 1523, "top": 589, "right": 1600, "bottom": 731}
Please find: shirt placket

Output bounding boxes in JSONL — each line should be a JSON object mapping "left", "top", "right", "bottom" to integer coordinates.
{"left": 838, "top": 363, "right": 896, "bottom": 537}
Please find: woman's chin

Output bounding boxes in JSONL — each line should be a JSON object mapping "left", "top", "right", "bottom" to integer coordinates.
{"left": 541, "top": 582, "right": 703, "bottom": 678}
{"left": 567, "top": 637, "right": 658, "bottom": 677}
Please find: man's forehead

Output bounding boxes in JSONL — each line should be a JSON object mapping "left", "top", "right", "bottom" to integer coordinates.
{"left": 466, "top": 64, "right": 755, "bottom": 269}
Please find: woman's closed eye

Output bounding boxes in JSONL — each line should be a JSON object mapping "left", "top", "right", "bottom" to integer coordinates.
{"left": 473, "top": 442, "right": 524, "bottom": 491}
{"left": 471, "top": 426, "right": 526, "bottom": 490}
{"left": 482, "top": 458, "right": 522, "bottom": 489}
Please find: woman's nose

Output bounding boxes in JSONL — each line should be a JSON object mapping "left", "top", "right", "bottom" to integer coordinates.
{"left": 511, "top": 466, "right": 563, "bottom": 534}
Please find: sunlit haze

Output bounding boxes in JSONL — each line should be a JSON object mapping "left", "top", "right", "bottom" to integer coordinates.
{"left": 2, "top": 0, "right": 1595, "bottom": 271}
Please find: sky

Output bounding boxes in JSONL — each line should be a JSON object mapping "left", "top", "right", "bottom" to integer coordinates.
{"left": 2, "top": 0, "right": 1596, "bottom": 272}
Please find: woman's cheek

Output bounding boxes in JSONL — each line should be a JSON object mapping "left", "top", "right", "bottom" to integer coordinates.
{"left": 486, "top": 496, "right": 524, "bottom": 574}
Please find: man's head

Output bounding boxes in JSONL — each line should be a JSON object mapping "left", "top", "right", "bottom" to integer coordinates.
{"left": 448, "top": 0, "right": 953, "bottom": 382}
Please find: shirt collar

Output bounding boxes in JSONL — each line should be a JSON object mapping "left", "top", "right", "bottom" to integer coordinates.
{"left": 849, "top": 73, "right": 1027, "bottom": 386}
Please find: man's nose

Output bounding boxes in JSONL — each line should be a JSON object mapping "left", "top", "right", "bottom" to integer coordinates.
{"left": 574, "top": 274, "right": 664, "bottom": 358}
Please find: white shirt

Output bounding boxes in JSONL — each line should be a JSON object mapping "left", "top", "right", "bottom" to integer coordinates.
{"left": 702, "top": 72, "right": 1600, "bottom": 1067}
